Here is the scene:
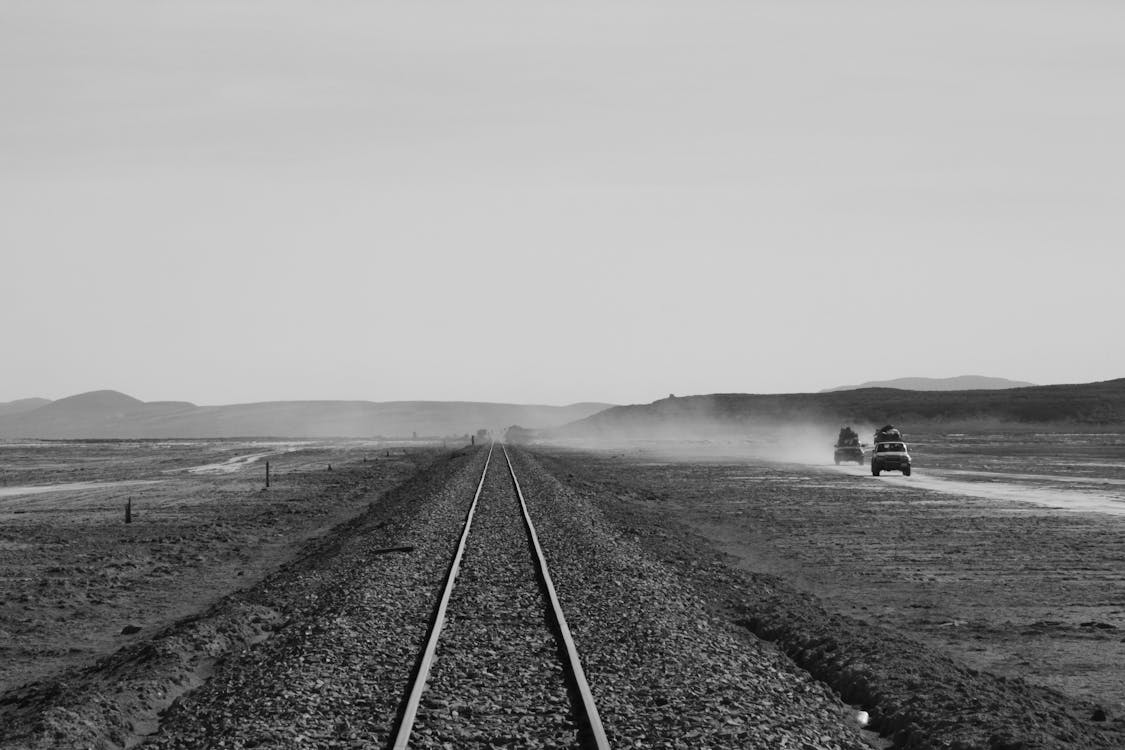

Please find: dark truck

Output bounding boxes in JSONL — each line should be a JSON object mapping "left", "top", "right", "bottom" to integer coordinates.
{"left": 834, "top": 426, "right": 865, "bottom": 465}
{"left": 871, "top": 424, "right": 912, "bottom": 476}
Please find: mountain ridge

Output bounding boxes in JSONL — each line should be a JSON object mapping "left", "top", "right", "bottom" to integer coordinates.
{"left": 0, "top": 391, "right": 614, "bottom": 439}
{"left": 548, "top": 377, "right": 1125, "bottom": 439}
{"left": 822, "top": 375, "right": 1036, "bottom": 392}
{"left": 0, "top": 398, "right": 52, "bottom": 417}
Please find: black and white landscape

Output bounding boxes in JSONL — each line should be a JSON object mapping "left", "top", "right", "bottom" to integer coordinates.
{"left": 2, "top": 2, "right": 1123, "bottom": 749}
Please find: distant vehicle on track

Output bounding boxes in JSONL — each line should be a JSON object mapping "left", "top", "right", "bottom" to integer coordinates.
{"left": 871, "top": 424, "right": 911, "bottom": 476}
{"left": 833, "top": 426, "right": 865, "bottom": 465}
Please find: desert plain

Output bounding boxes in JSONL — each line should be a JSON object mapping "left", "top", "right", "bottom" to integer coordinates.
{"left": 0, "top": 439, "right": 434, "bottom": 692}
{"left": 1, "top": 429, "right": 1124, "bottom": 748}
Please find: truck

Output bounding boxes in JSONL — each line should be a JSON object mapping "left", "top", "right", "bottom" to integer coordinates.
{"left": 834, "top": 426, "right": 865, "bottom": 465}
{"left": 871, "top": 424, "right": 912, "bottom": 476}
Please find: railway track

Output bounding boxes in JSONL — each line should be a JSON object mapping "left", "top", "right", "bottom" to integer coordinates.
{"left": 388, "top": 443, "right": 608, "bottom": 749}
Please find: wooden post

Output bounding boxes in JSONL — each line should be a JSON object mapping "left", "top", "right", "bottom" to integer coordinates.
{"left": 125, "top": 497, "right": 132, "bottom": 524}
{"left": 265, "top": 461, "right": 270, "bottom": 488}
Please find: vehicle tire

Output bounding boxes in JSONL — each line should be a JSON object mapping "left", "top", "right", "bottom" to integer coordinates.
{"left": 902, "top": 466, "right": 912, "bottom": 476}
{"left": 872, "top": 463, "right": 881, "bottom": 476}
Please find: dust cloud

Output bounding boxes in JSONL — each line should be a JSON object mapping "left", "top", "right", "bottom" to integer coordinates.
{"left": 531, "top": 419, "right": 1125, "bottom": 517}
{"left": 535, "top": 418, "right": 879, "bottom": 466}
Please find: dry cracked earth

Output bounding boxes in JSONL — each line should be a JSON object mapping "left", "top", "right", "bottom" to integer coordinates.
{"left": 1, "top": 436, "right": 1124, "bottom": 749}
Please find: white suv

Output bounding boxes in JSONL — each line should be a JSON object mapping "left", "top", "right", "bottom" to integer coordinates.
{"left": 872, "top": 441, "right": 911, "bottom": 476}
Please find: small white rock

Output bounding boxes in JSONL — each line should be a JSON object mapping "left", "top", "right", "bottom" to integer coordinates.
{"left": 855, "top": 710, "right": 870, "bottom": 727}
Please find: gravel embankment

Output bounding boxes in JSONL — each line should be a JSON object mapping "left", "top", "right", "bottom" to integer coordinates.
{"left": 507, "top": 448, "right": 874, "bottom": 749}
{"left": 142, "top": 449, "right": 489, "bottom": 749}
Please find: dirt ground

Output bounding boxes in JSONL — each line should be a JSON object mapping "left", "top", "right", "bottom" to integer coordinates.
{"left": 528, "top": 431, "right": 1125, "bottom": 723}
{"left": 0, "top": 439, "right": 440, "bottom": 694}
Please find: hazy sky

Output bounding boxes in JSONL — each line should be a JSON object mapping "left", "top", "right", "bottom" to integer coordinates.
{"left": 2, "top": 1, "right": 1122, "bottom": 406}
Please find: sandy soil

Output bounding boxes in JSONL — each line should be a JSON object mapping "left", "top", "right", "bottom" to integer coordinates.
{"left": 0, "top": 439, "right": 438, "bottom": 694}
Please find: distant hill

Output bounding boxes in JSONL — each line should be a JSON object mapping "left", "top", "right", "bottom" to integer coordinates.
{"left": 822, "top": 376, "right": 1035, "bottom": 392}
{"left": 0, "top": 398, "right": 52, "bottom": 417}
{"left": 550, "top": 378, "right": 1125, "bottom": 439}
{"left": 39, "top": 390, "right": 144, "bottom": 412}
{"left": 0, "top": 390, "right": 613, "bottom": 439}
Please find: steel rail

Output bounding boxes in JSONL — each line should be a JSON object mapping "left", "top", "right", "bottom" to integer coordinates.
{"left": 389, "top": 442, "right": 494, "bottom": 750}
{"left": 502, "top": 444, "right": 611, "bottom": 750}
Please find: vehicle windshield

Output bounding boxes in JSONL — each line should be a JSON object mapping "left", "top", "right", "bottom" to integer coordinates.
{"left": 877, "top": 443, "right": 906, "bottom": 453}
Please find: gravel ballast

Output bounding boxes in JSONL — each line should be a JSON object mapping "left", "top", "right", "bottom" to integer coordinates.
{"left": 142, "top": 449, "right": 490, "bottom": 749}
